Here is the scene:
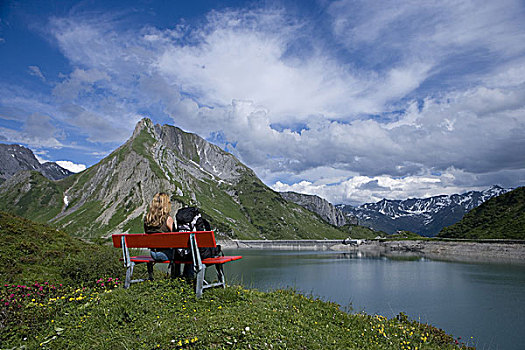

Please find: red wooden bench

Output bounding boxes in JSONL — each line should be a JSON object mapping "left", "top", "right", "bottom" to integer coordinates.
{"left": 112, "top": 231, "right": 242, "bottom": 297}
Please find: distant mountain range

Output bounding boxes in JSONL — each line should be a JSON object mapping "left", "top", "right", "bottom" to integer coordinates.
{"left": 0, "top": 144, "right": 72, "bottom": 183}
{"left": 336, "top": 186, "right": 512, "bottom": 236}
{"left": 0, "top": 118, "right": 353, "bottom": 240}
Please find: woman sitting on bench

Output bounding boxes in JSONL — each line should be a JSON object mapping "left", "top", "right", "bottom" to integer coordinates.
{"left": 144, "top": 192, "right": 193, "bottom": 278}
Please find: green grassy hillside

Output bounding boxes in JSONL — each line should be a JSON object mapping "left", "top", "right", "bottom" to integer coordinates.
{"left": 0, "top": 171, "right": 63, "bottom": 223}
{"left": 439, "top": 186, "right": 525, "bottom": 239}
{"left": 0, "top": 211, "right": 122, "bottom": 285}
{"left": 340, "top": 224, "right": 383, "bottom": 239}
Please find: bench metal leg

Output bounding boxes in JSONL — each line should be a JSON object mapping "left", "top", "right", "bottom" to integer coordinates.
{"left": 195, "top": 266, "right": 205, "bottom": 298}
{"left": 147, "top": 262, "right": 154, "bottom": 281}
{"left": 125, "top": 262, "right": 135, "bottom": 289}
{"left": 215, "top": 264, "right": 226, "bottom": 288}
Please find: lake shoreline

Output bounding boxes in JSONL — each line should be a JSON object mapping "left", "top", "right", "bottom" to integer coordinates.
{"left": 219, "top": 239, "right": 525, "bottom": 264}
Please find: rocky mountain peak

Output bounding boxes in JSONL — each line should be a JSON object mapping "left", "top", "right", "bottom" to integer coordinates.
{"left": 0, "top": 119, "right": 350, "bottom": 241}
{"left": 0, "top": 143, "right": 72, "bottom": 182}
{"left": 132, "top": 117, "right": 155, "bottom": 138}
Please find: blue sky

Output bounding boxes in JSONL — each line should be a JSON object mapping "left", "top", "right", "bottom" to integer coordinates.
{"left": 1, "top": 0, "right": 525, "bottom": 205}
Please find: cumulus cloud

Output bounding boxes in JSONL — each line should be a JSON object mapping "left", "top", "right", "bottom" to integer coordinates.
{"left": 0, "top": 113, "right": 64, "bottom": 149}
{"left": 1, "top": 2, "right": 524, "bottom": 204}
{"left": 55, "top": 160, "right": 86, "bottom": 173}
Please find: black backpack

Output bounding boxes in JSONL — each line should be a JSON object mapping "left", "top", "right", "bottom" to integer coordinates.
{"left": 174, "top": 207, "right": 221, "bottom": 259}
{"left": 176, "top": 207, "right": 211, "bottom": 232}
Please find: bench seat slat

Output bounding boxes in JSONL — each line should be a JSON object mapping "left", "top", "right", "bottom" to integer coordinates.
{"left": 112, "top": 231, "right": 217, "bottom": 249}
{"left": 201, "top": 256, "right": 243, "bottom": 264}
{"left": 123, "top": 255, "right": 243, "bottom": 265}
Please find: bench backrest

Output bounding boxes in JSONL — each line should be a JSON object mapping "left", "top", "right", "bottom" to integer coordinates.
{"left": 112, "top": 231, "right": 217, "bottom": 249}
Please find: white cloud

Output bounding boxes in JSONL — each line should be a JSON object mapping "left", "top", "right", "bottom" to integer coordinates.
{"left": 328, "top": 0, "right": 525, "bottom": 68}
{"left": 28, "top": 66, "right": 46, "bottom": 81}
{"left": 0, "top": 112, "right": 64, "bottom": 149}
{"left": 34, "top": 153, "right": 49, "bottom": 164}
{"left": 272, "top": 171, "right": 483, "bottom": 206}
{"left": 55, "top": 160, "right": 86, "bottom": 173}
{"left": 33, "top": 153, "right": 86, "bottom": 173}
{"left": 1, "top": 3, "right": 524, "bottom": 204}
{"left": 155, "top": 9, "right": 428, "bottom": 120}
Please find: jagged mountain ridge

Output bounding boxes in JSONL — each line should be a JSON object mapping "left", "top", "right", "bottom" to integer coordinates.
{"left": 280, "top": 191, "right": 357, "bottom": 227}
{"left": 0, "top": 119, "right": 348, "bottom": 240}
{"left": 0, "top": 144, "right": 72, "bottom": 182}
{"left": 337, "top": 186, "right": 511, "bottom": 236}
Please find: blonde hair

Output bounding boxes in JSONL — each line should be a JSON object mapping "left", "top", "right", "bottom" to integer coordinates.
{"left": 144, "top": 193, "right": 172, "bottom": 228}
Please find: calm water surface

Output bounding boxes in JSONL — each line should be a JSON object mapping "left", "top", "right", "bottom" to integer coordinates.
{"left": 221, "top": 249, "right": 525, "bottom": 350}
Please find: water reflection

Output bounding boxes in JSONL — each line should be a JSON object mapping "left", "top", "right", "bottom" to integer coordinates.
{"left": 332, "top": 250, "right": 427, "bottom": 262}
{"left": 223, "top": 249, "right": 525, "bottom": 350}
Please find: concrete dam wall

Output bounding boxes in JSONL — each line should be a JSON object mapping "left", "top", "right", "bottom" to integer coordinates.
{"left": 219, "top": 239, "right": 525, "bottom": 263}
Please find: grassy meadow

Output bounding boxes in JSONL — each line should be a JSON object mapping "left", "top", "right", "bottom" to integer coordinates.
{"left": 0, "top": 211, "right": 473, "bottom": 349}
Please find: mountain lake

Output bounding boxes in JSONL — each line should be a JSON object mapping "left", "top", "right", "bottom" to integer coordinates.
{"left": 216, "top": 249, "right": 525, "bottom": 350}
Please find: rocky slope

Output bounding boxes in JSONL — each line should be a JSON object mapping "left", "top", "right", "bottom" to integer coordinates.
{"left": 0, "top": 143, "right": 72, "bottom": 182}
{"left": 0, "top": 119, "right": 347, "bottom": 240}
{"left": 337, "top": 186, "right": 511, "bottom": 236}
{"left": 280, "top": 191, "right": 357, "bottom": 226}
